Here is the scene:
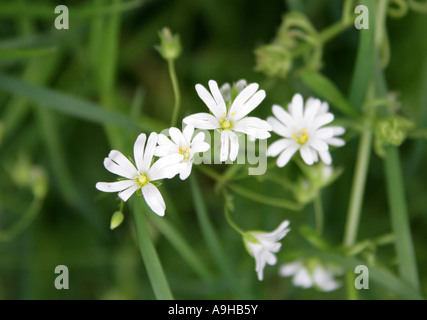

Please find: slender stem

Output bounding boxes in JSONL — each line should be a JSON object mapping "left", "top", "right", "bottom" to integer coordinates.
{"left": 313, "top": 193, "right": 324, "bottom": 236}
{"left": 343, "top": 129, "right": 373, "bottom": 247}
{"left": 224, "top": 205, "right": 245, "bottom": 236}
{"left": 168, "top": 59, "right": 181, "bottom": 127}
{"left": 228, "top": 183, "right": 303, "bottom": 211}
{"left": 0, "top": 197, "right": 44, "bottom": 242}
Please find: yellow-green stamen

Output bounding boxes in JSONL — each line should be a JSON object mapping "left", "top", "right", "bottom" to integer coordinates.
{"left": 136, "top": 174, "right": 148, "bottom": 187}
{"left": 179, "top": 146, "right": 191, "bottom": 161}
{"left": 293, "top": 128, "right": 309, "bottom": 145}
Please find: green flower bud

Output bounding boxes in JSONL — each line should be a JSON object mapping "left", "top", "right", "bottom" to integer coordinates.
{"left": 254, "top": 44, "right": 292, "bottom": 78}
{"left": 374, "top": 114, "right": 415, "bottom": 157}
{"left": 110, "top": 211, "right": 124, "bottom": 230}
{"left": 155, "top": 27, "right": 181, "bottom": 61}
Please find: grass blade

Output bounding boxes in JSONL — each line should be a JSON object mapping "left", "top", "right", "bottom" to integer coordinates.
{"left": 131, "top": 197, "right": 174, "bottom": 300}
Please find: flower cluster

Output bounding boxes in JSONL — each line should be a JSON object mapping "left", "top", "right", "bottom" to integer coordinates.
{"left": 96, "top": 79, "right": 345, "bottom": 284}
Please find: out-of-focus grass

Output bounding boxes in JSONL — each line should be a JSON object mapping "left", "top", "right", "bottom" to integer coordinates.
{"left": 0, "top": 0, "right": 426, "bottom": 300}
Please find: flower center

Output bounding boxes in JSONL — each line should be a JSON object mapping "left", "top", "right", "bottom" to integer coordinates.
{"left": 179, "top": 146, "right": 191, "bottom": 161}
{"left": 293, "top": 128, "right": 309, "bottom": 145}
{"left": 219, "top": 113, "right": 235, "bottom": 130}
{"left": 136, "top": 174, "right": 148, "bottom": 187}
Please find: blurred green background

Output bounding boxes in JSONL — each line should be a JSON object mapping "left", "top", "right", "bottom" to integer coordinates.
{"left": 0, "top": 0, "right": 426, "bottom": 299}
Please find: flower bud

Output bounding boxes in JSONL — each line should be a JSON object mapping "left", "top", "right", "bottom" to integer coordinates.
{"left": 254, "top": 44, "right": 292, "bottom": 78}
{"left": 110, "top": 211, "right": 124, "bottom": 230}
{"left": 155, "top": 27, "right": 181, "bottom": 61}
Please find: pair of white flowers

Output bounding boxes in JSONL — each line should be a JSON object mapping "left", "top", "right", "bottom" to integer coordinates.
{"left": 96, "top": 128, "right": 209, "bottom": 216}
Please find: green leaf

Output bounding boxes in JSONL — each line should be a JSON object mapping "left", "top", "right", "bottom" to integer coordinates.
{"left": 300, "top": 70, "right": 359, "bottom": 118}
{"left": 131, "top": 197, "right": 174, "bottom": 300}
{"left": 0, "top": 73, "right": 141, "bottom": 131}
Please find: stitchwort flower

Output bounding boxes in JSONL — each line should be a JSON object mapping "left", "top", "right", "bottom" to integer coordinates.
{"left": 243, "top": 220, "right": 291, "bottom": 281}
{"left": 267, "top": 93, "right": 345, "bottom": 167}
{"left": 183, "top": 80, "right": 272, "bottom": 162}
{"left": 279, "top": 259, "right": 343, "bottom": 292}
{"left": 96, "top": 132, "right": 184, "bottom": 216}
{"left": 155, "top": 125, "right": 210, "bottom": 180}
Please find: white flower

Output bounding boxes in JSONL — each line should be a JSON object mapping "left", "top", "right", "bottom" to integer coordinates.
{"left": 183, "top": 80, "right": 272, "bottom": 162}
{"left": 154, "top": 125, "right": 210, "bottom": 180}
{"left": 279, "top": 259, "right": 343, "bottom": 292}
{"left": 243, "top": 220, "right": 291, "bottom": 281}
{"left": 267, "top": 93, "right": 345, "bottom": 167}
{"left": 96, "top": 132, "right": 184, "bottom": 216}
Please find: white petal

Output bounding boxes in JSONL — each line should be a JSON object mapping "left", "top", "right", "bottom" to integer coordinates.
{"left": 267, "top": 116, "right": 293, "bottom": 138}
{"left": 319, "top": 151, "right": 332, "bottom": 165}
{"left": 183, "top": 125, "right": 195, "bottom": 144}
{"left": 266, "top": 220, "right": 290, "bottom": 241}
{"left": 304, "top": 98, "right": 321, "bottom": 126}
{"left": 195, "top": 82, "right": 225, "bottom": 119}
{"left": 191, "top": 131, "right": 206, "bottom": 144}
{"left": 309, "top": 138, "right": 329, "bottom": 152}
{"left": 103, "top": 157, "right": 136, "bottom": 180}
{"left": 208, "top": 80, "right": 227, "bottom": 117}
{"left": 228, "top": 131, "right": 239, "bottom": 161}
{"left": 148, "top": 154, "right": 184, "bottom": 181}
{"left": 141, "top": 132, "right": 158, "bottom": 172}
{"left": 313, "top": 266, "right": 341, "bottom": 292}
{"left": 220, "top": 131, "right": 230, "bottom": 161}
{"left": 108, "top": 150, "right": 137, "bottom": 177}
{"left": 289, "top": 93, "right": 304, "bottom": 121}
{"left": 229, "top": 83, "right": 259, "bottom": 116}
{"left": 317, "top": 102, "right": 329, "bottom": 116}
{"left": 272, "top": 104, "right": 295, "bottom": 127}
{"left": 327, "top": 137, "right": 346, "bottom": 147}
{"left": 293, "top": 267, "right": 313, "bottom": 288}
{"left": 179, "top": 162, "right": 193, "bottom": 180}
{"left": 118, "top": 184, "right": 139, "bottom": 202}
{"left": 235, "top": 79, "right": 247, "bottom": 92}
{"left": 233, "top": 117, "right": 272, "bottom": 139}
{"left": 276, "top": 145, "right": 299, "bottom": 167}
{"left": 300, "top": 145, "right": 314, "bottom": 165}
{"left": 279, "top": 260, "right": 303, "bottom": 277}
{"left": 312, "top": 112, "right": 334, "bottom": 129}
{"left": 154, "top": 145, "right": 177, "bottom": 157}
{"left": 232, "top": 90, "right": 266, "bottom": 121}
{"left": 267, "top": 139, "right": 294, "bottom": 157}
{"left": 316, "top": 128, "right": 334, "bottom": 139}
{"left": 330, "top": 126, "right": 345, "bottom": 136}
{"left": 169, "top": 127, "right": 185, "bottom": 147}
{"left": 133, "top": 134, "right": 146, "bottom": 172}
{"left": 157, "top": 133, "right": 176, "bottom": 148}
{"left": 190, "top": 141, "right": 210, "bottom": 154}
{"left": 141, "top": 183, "right": 166, "bottom": 216}
{"left": 183, "top": 113, "right": 220, "bottom": 130}
{"left": 96, "top": 180, "right": 136, "bottom": 193}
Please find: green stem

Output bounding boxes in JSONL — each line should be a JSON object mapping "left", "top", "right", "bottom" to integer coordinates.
{"left": 168, "top": 59, "right": 181, "bottom": 127}
{"left": 131, "top": 198, "right": 174, "bottom": 300}
{"left": 343, "top": 129, "right": 372, "bottom": 247}
{"left": 228, "top": 183, "right": 303, "bottom": 211}
{"left": 190, "top": 174, "right": 252, "bottom": 299}
{"left": 224, "top": 205, "right": 245, "bottom": 236}
{"left": 0, "top": 196, "right": 44, "bottom": 242}
{"left": 313, "top": 193, "right": 324, "bottom": 236}
{"left": 384, "top": 147, "right": 419, "bottom": 289}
